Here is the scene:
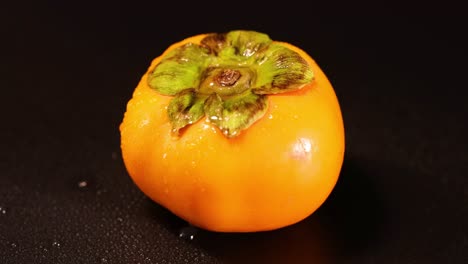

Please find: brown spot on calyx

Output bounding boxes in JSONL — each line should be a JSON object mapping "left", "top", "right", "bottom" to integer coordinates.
{"left": 215, "top": 69, "right": 241, "bottom": 87}
{"left": 272, "top": 73, "right": 305, "bottom": 89}
{"left": 228, "top": 96, "right": 265, "bottom": 113}
{"left": 270, "top": 53, "right": 310, "bottom": 89}
{"left": 200, "top": 33, "right": 227, "bottom": 55}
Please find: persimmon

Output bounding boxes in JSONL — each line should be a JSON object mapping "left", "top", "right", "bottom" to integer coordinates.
{"left": 120, "top": 30, "right": 345, "bottom": 232}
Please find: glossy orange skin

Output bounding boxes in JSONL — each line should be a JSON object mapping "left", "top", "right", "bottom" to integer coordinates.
{"left": 120, "top": 34, "right": 345, "bottom": 232}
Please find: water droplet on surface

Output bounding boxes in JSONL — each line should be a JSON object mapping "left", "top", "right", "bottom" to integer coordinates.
{"left": 52, "top": 241, "right": 61, "bottom": 248}
{"left": 0, "top": 206, "right": 7, "bottom": 214}
{"left": 117, "top": 217, "right": 123, "bottom": 222}
{"left": 101, "top": 258, "right": 108, "bottom": 263}
{"left": 78, "top": 181, "right": 88, "bottom": 188}
{"left": 10, "top": 243, "right": 17, "bottom": 248}
{"left": 178, "top": 225, "right": 198, "bottom": 241}
{"left": 268, "top": 114, "right": 273, "bottom": 119}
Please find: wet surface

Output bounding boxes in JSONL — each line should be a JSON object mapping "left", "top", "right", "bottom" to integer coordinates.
{"left": 1, "top": 1, "right": 467, "bottom": 263}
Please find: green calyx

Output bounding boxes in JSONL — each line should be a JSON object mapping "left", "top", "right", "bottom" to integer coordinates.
{"left": 148, "top": 30, "right": 314, "bottom": 138}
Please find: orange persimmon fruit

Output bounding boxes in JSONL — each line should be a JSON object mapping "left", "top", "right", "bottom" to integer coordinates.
{"left": 120, "top": 30, "right": 345, "bottom": 232}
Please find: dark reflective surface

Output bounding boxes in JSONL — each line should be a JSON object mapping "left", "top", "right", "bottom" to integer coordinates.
{"left": 1, "top": 1, "right": 467, "bottom": 263}
{"left": 159, "top": 158, "right": 389, "bottom": 263}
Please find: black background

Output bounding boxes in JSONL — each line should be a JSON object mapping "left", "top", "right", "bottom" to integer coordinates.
{"left": 1, "top": 1, "right": 467, "bottom": 263}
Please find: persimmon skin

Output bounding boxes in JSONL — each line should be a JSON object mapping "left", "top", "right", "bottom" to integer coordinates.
{"left": 120, "top": 34, "right": 345, "bottom": 232}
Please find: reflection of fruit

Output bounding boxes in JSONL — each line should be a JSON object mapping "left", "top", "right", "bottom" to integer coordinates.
{"left": 120, "top": 30, "right": 345, "bottom": 232}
